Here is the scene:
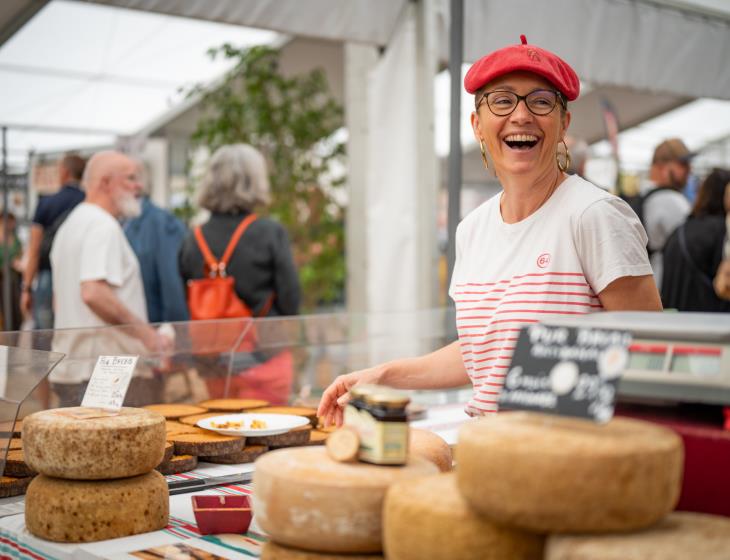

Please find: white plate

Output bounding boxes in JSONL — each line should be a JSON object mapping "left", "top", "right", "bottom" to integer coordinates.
{"left": 197, "top": 413, "right": 310, "bottom": 437}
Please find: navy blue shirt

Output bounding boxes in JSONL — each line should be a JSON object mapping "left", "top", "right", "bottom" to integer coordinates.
{"left": 125, "top": 198, "right": 190, "bottom": 323}
{"left": 33, "top": 183, "right": 85, "bottom": 229}
{"left": 34, "top": 183, "right": 85, "bottom": 271}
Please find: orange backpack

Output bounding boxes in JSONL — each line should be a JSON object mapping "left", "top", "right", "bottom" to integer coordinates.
{"left": 187, "top": 214, "right": 273, "bottom": 321}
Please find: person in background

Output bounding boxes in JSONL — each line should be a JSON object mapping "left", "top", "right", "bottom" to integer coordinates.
{"left": 661, "top": 168, "right": 730, "bottom": 311}
{"left": 319, "top": 35, "right": 660, "bottom": 426}
{"left": 124, "top": 160, "right": 189, "bottom": 323}
{"left": 21, "top": 153, "right": 86, "bottom": 328}
{"left": 0, "top": 212, "right": 23, "bottom": 331}
{"left": 642, "top": 138, "right": 693, "bottom": 287}
{"left": 178, "top": 144, "right": 300, "bottom": 403}
{"left": 50, "top": 150, "right": 171, "bottom": 406}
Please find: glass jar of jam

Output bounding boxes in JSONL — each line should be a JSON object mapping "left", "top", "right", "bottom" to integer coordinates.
{"left": 359, "top": 390, "right": 410, "bottom": 466}
{"left": 344, "top": 384, "right": 379, "bottom": 435}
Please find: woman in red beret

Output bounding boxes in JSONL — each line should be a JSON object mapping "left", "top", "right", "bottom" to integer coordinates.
{"left": 319, "top": 36, "right": 661, "bottom": 424}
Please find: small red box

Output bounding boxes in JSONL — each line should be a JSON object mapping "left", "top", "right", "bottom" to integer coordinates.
{"left": 192, "top": 495, "right": 253, "bottom": 535}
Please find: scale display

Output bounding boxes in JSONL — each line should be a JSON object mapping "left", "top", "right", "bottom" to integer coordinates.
{"left": 628, "top": 343, "right": 722, "bottom": 377}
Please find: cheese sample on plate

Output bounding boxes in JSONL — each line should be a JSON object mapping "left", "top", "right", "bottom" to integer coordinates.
{"left": 384, "top": 473, "right": 543, "bottom": 560}
{"left": 25, "top": 471, "right": 169, "bottom": 542}
{"left": 546, "top": 512, "right": 730, "bottom": 560}
{"left": 252, "top": 447, "right": 438, "bottom": 554}
{"left": 22, "top": 407, "right": 166, "bottom": 480}
{"left": 409, "top": 428, "right": 452, "bottom": 472}
{"left": 457, "top": 412, "right": 683, "bottom": 533}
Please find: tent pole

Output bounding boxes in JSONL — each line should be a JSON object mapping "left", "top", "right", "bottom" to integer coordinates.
{"left": 446, "top": 0, "right": 463, "bottom": 302}
{"left": 1, "top": 127, "right": 11, "bottom": 331}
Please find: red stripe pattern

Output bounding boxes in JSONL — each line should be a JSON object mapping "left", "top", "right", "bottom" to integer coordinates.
{"left": 454, "top": 271, "right": 602, "bottom": 416}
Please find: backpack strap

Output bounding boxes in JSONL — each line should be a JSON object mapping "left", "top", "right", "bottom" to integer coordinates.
{"left": 194, "top": 214, "right": 257, "bottom": 277}
{"left": 677, "top": 223, "right": 715, "bottom": 290}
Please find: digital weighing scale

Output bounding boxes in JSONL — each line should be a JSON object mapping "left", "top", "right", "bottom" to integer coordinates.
{"left": 544, "top": 312, "right": 730, "bottom": 405}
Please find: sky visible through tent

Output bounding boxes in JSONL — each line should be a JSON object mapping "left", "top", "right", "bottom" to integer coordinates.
{"left": 2, "top": 0, "right": 730, "bottom": 176}
{"left": 0, "top": 0, "right": 278, "bottom": 168}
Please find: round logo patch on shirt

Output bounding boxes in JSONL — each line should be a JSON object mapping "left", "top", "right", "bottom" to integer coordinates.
{"left": 536, "top": 253, "right": 551, "bottom": 268}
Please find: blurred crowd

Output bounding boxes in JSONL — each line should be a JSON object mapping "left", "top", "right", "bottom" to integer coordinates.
{"left": 1, "top": 137, "right": 729, "bottom": 337}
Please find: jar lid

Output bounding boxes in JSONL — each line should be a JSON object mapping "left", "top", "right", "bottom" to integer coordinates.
{"left": 364, "top": 390, "right": 410, "bottom": 407}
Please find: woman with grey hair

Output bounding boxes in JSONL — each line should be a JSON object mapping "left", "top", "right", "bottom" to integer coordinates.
{"left": 179, "top": 143, "right": 300, "bottom": 318}
{"left": 179, "top": 144, "right": 300, "bottom": 404}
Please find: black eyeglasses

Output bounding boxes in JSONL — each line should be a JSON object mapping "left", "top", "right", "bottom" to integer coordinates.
{"left": 477, "top": 89, "right": 565, "bottom": 117}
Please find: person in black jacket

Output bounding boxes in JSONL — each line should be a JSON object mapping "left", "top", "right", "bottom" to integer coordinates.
{"left": 179, "top": 144, "right": 300, "bottom": 403}
{"left": 661, "top": 168, "right": 730, "bottom": 311}
{"left": 179, "top": 144, "right": 300, "bottom": 318}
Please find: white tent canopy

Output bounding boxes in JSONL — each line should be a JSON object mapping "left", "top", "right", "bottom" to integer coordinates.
{"left": 2, "top": 0, "right": 730, "bottom": 316}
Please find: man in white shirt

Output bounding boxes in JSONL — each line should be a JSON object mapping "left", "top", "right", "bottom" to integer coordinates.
{"left": 50, "top": 150, "right": 170, "bottom": 405}
{"left": 642, "top": 138, "right": 693, "bottom": 287}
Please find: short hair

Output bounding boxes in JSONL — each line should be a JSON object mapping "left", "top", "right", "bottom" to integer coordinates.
{"left": 61, "top": 153, "right": 86, "bottom": 181}
{"left": 198, "top": 144, "right": 271, "bottom": 214}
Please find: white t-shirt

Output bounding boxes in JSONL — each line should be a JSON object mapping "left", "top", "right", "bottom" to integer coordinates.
{"left": 50, "top": 202, "right": 148, "bottom": 383}
{"left": 449, "top": 175, "right": 653, "bottom": 416}
{"left": 643, "top": 188, "right": 691, "bottom": 287}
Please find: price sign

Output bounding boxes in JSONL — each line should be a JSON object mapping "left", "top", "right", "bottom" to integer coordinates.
{"left": 81, "top": 355, "right": 138, "bottom": 412}
{"left": 498, "top": 324, "right": 632, "bottom": 423}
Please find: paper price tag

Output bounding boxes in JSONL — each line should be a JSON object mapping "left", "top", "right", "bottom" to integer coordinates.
{"left": 499, "top": 324, "right": 632, "bottom": 423}
{"left": 81, "top": 355, "right": 139, "bottom": 411}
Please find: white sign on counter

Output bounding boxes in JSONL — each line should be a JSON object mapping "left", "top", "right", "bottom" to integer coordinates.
{"left": 81, "top": 355, "right": 139, "bottom": 411}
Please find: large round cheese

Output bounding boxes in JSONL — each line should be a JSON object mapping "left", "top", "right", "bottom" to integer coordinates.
{"left": 25, "top": 471, "right": 169, "bottom": 542}
{"left": 384, "top": 473, "right": 543, "bottom": 560}
{"left": 23, "top": 407, "right": 166, "bottom": 480}
{"left": 252, "top": 447, "right": 438, "bottom": 554}
{"left": 409, "top": 429, "right": 452, "bottom": 472}
{"left": 261, "top": 541, "right": 384, "bottom": 559}
{"left": 546, "top": 512, "right": 730, "bottom": 560}
{"left": 457, "top": 412, "right": 683, "bottom": 533}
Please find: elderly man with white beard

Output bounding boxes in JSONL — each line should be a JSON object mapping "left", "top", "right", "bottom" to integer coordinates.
{"left": 49, "top": 150, "right": 171, "bottom": 407}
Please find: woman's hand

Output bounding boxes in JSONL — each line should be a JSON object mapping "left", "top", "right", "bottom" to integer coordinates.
{"left": 317, "top": 365, "right": 385, "bottom": 428}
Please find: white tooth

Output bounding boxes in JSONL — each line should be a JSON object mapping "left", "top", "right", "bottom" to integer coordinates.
{"left": 505, "top": 134, "right": 538, "bottom": 142}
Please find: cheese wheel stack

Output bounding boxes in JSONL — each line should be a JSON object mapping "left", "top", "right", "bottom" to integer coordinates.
{"left": 382, "top": 410, "right": 701, "bottom": 559}
{"left": 456, "top": 412, "right": 683, "bottom": 533}
{"left": 23, "top": 407, "right": 169, "bottom": 542}
{"left": 252, "top": 446, "right": 438, "bottom": 555}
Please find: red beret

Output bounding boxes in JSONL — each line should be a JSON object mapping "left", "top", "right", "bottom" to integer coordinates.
{"left": 464, "top": 35, "right": 580, "bottom": 101}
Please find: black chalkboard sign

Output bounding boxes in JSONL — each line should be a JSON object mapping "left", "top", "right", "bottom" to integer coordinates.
{"left": 498, "top": 324, "right": 632, "bottom": 423}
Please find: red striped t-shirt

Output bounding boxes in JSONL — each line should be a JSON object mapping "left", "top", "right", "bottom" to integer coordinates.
{"left": 449, "top": 176, "right": 652, "bottom": 416}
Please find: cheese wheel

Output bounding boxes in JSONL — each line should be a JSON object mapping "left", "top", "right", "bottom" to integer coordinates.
{"left": 178, "top": 412, "right": 228, "bottom": 426}
{"left": 250, "top": 425, "right": 312, "bottom": 447}
{"left": 156, "top": 454, "right": 198, "bottom": 475}
{"left": 384, "top": 473, "right": 543, "bottom": 560}
{"left": 252, "top": 447, "right": 438, "bottom": 554}
{"left": 409, "top": 429, "right": 452, "bottom": 472}
{"left": 546, "top": 512, "right": 730, "bottom": 560}
{"left": 200, "top": 445, "right": 268, "bottom": 464}
{"left": 198, "top": 398, "right": 269, "bottom": 412}
{"left": 25, "top": 472, "right": 169, "bottom": 542}
{"left": 0, "top": 476, "right": 33, "bottom": 498}
{"left": 457, "top": 412, "right": 683, "bottom": 533}
{"left": 23, "top": 407, "right": 166, "bottom": 480}
{"left": 261, "top": 541, "right": 384, "bottom": 559}
{"left": 3, "top": 449, "right": 36, "bottom": 478}
{"left": 170, "top": 432, "right": 244, "bottom": 456}
{"left": 144, "top": 403, "right": 207, "bottom": 419}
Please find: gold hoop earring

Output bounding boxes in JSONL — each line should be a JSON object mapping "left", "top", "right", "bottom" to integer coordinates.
{"left": 479, "top": 139, "right": 489, "bottom": 170}
{"left": 557, "top": 139, "right": 571, "bottom": 173}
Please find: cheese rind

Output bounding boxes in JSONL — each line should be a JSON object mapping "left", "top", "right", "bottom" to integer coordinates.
{"left": 546, "top": 512, "right": 730, "bottom": 560}
{"left": 25, "top": 472, "right": 169, "bottom": 542}
{"left": 409, "top": 428, "right": 452, "bottom": 472}
{"left": 261, "top": 541, "right": 384, "bottom": 559}
{"left": 22, "top": 407, "right": 166, "bottom": 480}
{"left": 457, "top": 412, "right": 683, "bottom": 533}
{"left": 384, "top": 473, "right": 543, "bottom": 560}
{"left": 252, "top": 447, "right": 438, "bottom": 553}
